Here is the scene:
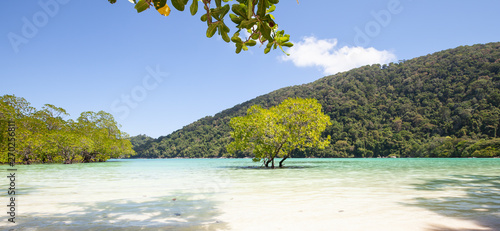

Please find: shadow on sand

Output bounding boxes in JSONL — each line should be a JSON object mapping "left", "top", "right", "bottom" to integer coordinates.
{"left": 218, "top": 165, "right": 315, "bottom": 170}
{"left": 405, "top": 175, "right": 500, "bottom": 231}
{"left": 8, "top": 194, "right": 228, "bottom": 231}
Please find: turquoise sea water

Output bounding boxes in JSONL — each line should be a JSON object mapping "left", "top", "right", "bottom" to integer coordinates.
{"left": 1, "top": 158, "right": 499, "bottom": 230}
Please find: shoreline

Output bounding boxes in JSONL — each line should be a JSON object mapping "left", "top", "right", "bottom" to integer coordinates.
{"left": 3, "top": 156, "right": 500, "bottom": 165}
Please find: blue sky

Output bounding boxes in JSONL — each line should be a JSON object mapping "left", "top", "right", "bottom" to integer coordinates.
{"left": 1, "top": 0, "right": 499, "bottom": 138}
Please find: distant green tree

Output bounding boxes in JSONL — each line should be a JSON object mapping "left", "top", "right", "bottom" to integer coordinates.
{"left": 0, "top": 95, "right": 38, "bottom": 164}
{"left": 228, "top": 98, "right": 331, "bottom": 168}
{"left": 481, "top": 109, "right": 500, "bottom": 138}
{"left": 107, "top": 0, "right": 293, "bottom": 54}
{"left": 0, "top": 95, "right": 135, "bottom": 164}
{"left": 76, "top": 111, "right": 134, "bottom": 162}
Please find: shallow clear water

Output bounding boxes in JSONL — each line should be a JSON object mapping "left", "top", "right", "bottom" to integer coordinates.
{"left": 1, "top": 158, "right": 499, "bottom": 230}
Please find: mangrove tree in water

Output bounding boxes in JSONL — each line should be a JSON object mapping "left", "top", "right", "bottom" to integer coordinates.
{"left": 227, "top": 97, "right": 331, "bottom": 168}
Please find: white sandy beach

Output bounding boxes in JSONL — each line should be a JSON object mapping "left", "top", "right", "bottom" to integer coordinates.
{"left": 216, "top": 189, "right": 495, "bottom": 231}
{"left": 2, "top": 159, "right": 499, "bottom": 230}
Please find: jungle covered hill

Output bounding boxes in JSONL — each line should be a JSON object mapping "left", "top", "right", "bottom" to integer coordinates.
{"left": 130, "top": 42, "right": 500, "bottom": 158}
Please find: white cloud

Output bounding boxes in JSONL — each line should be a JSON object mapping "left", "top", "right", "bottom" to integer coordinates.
{"left": 242, "top": 25, "right": 258, "bottom": 40}
{"left": 281, "top": 36, "right": 397, "bottom": 75}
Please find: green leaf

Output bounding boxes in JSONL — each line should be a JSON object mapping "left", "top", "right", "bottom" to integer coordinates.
{"left": 217, "top": 24, "right": 223, "bottom": 35}
{"left": 206, "top": 23, "right": 218, "bottom": 38}
{"left": 232, "top": 4, "right": 247, "bottom": 18}
{"left": 108, "top": 0, "right": 117, "bottom": 4}
{"left": 257, "top": 0, "right": 267, "bottom": 18}
{"left": 190, "top": 0, "right": 198, "bottom": 15}
{"left": 250, "top": 32, "right": 259, "bottom": 40}
{"left": 260, "top": 22, "right": 273, "bottom": 41}
{"left": 264, "top": 47, "right": 271, "bottom": 54}
{"left": 201, "top": 13, "right": 208, "bottom": 22}
{"left": 134, "top": 0, "right": 150, "bottom": 13}
{"left": 230, "top": 14, "right": 243, "bottom": 24}
{"left": 221, "top": 4, "right": 230, "bottom": 18}
{"left": 221, "top": 32, "right": 230, "bottom": 43}
{"left": 215, "top": 0, "right": 222, "bottom": 8}
{"left": 152, "top": 0, "right": 166, "bottom": 10}
{"left": 236, "top": 44, "right": 243, "bottom": 53}
{"left": 278, "top": 36, "right": 288, "bottom": 43}
{"left": 269, "top": 0, "right": 279, "bottom": 4}
{"left": 247, "top": 0, "right": 253, "bottom": 19}
{"left": 231, "top": 32, "right": 242, "bottom": 43}
{"left": 240, "top": 18, "right": 257, "bottom": 29}
{"left": 282, "top": 42, "right": 293, "bottom": 48}
{"left": 222, "top": 23, "right": 230, "bottom": 33}
{"left": 246, "top": 40, "right": 257, "bottom": 47}
{"left": 267, "top": 4, "right": 276, "bottom": 13}
{"left": 210, "top": 8, "right": 222, "bottom": 21}
{"left": 171, "top": 0, "right": 186, "bottom": 11}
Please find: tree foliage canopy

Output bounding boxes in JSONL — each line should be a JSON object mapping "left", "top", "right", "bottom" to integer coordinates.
{"left": 0, "top": 95, "right": 135, "bottom": 164}
{"left": 129, "top": 42, "right": 500, "bottom": 159}
{"left": 227, "top": 98, "right": 331, "bottom": 167}
{"left": 107, "top": 0, "right": 293, "bottom": 54}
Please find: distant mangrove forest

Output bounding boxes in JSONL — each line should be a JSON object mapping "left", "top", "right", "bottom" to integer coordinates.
{"left": 0, "top": 95, "right": 134, "bottom": 164}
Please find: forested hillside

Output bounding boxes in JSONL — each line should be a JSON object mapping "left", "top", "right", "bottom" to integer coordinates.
{"left": 131, "top": 42, "right": 500, "bottom": 158}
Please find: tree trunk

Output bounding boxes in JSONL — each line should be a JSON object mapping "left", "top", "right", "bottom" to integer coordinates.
{"left": 82, "top": 151, "right": 95, "bottom": 163}
{"left": 20, "top": 148, "right": 31, "bottom": 165}
{"left": 265, "top": 159, "right": 271, "bottom": 168}
{"left": 279, "top": 155, "right": 289, "bottom": 168}
{"left": 271, "top": 158, "right": 275, "bottom": 169}
{"left": 64, "top": 156, "right": 71, "bottom": 164}
{"left": 63, "top": 150, "right": 72, "bottom": 164}
{"left": 23, "top": 151, "right": 31, "bottom": 165}
{"left": 23, "top": 156, "right": 31, "bottom": 165}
